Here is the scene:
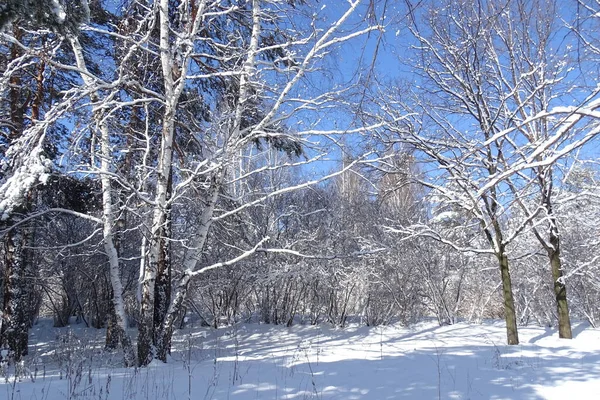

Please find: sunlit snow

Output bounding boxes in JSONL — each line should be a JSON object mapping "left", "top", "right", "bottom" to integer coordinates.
{"left": 1, "top": 319, "right": 599, "bottom": 399}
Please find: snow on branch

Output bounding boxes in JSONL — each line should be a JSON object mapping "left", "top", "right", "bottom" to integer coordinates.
{"left": 0, "top": 129, "right": 51, "bottom": 221}
{"left": 188, "top": 236, "right": 270, "bottom": 277}
{"left": 214, "top": 152, "right": 375, "bottom": 221}
{"left": 0, "top": 207, "right": 102, "bottom": 237}
{"left": 255, "top": 247, "right": 387, "bottom": 260}
{"left": 383, "top": 224, "right": 495, "bottom": 255}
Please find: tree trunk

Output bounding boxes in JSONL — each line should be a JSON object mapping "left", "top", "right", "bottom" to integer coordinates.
{"left": 0, "top": 26, "right": 35, "bottom": 360}
{"left": 543, "top": 179, "right": 573, "bottom": 339}
{"left": 1, "top": 230, "right": 29, "bottom": 360}
{"left": 70, "top": 36, "right": 137, "bottom": 367}
{"left": 137, "top": 285, "right": 154, "bottom": 365}
{"left": 108, "top": 183, "right": 128, "bottom": 350}
{"left": 153, "top": 170, "right": 172, "bottom": 357}
{"left": 104, "top": 287, "right": 119, "bottom": 350}
{"left": 548, "top": 225, "right": 572, "bottom": 339}
{"left": 138, "top": 110, "right": 175, "bottom": 365}
{"left": 498, "top": 252, "right": 519, "bottom": 345}
{"left": 154, "top": 177, "right": 221, "bottom": 362}
{"left": 139, "top": 0, "right": 191, "bottom": 365}
{"left": 155, "top": 274, "right": 189, "bottom": 362}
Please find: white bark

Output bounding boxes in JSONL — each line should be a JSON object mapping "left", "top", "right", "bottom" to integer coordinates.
{"left": 139, "top": 0, "right": 213, "bottom": 365}
{"left": 70, "top": 36, "right": 136, "bottom": 366}
{"left": 154, "top": 0, "right": 378, "bottom": 346}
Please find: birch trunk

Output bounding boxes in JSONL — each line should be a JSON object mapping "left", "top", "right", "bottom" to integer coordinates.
{"left": 154, "top": 0, "right": 261, "bottom": 362}
{"left": 138, "top": 0, "right": 177, "bottom": 365}
{"left": 155, "top": 177, "right": 221, "bottom": 362}
{"left": 70, "top": 37, "right": 136, "bottom": 367}
{"left": 146, "top": 0, "right": 366, "bottom": 363}
{"left": 152, "top": 170, "right": 172, "bottom": 356}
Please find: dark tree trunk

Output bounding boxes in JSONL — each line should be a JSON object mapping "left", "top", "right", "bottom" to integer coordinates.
{"left": 0, "top": 26, "right": 40, "bottom": 360}
{"left": 155, "top": 273, "right": 190, "bottom": 362}
{"left": 104, "top": 286, "right": 119, "bottom": 349}
{"left": 548, "top": 225, "right": 572, "bottom": 339}
{"left": 489, "top": 200, "right": 519, "bottom": 346}
{"left": 152, "top": 168, "right": 173, "bottom": 362}
{"left": 540, "top": 176, "right": 573, "bottom": 339}
{"left": 153, "top": 174, "right": 172, "bottom": 357}
{"left": 137, "top": 283, "right": 154, "bottom": 366}
{"left": 498, "top": 252, "right": 519, "bottom": 345}
{"left": 153, "top": 247, "right": 171, "bottom": 358}
{"left": 1, "top": 230, "right": 30, "bottom": 360}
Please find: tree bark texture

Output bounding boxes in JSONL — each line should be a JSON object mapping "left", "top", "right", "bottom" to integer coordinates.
{"left": 498, "top": 252, "right": 519, "bottom": 345}
{"left": 70, "top": 36, "right": 137, "bottom": 367}
{"left": 1, "top": 230, "right": 29, "bottom": 360}
{"left": 548, "top": 224, "right": 572, "bottom": 339}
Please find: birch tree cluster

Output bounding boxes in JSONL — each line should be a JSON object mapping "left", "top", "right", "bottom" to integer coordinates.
{"left": 1, "top": 0, "right": 600, "bottom": 367}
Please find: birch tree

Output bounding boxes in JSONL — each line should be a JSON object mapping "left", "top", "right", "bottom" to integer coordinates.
{"left": 142, "top": 0, "right": 381, "bottom": 365}
{"left": 0, "top": 0, "right": 138, "bottom": 364}
{"left": 52, "top": 0, "right": 382, "bottom": 366}
{"left": 69, "top": 34, "right": 137, "bottom": 366}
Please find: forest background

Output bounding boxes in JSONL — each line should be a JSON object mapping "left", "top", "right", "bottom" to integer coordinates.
{"left": 1, "top": 0, "right": 600, "bottom": 368}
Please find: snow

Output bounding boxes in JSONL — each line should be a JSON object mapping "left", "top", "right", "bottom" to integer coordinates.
{"left": 432, "top": 210, "right": 460, "bottom": 224}
{"left": 0, "top": 145, "right": 51, "bottom": 221}
{"left": 50, "top": 0, "right": 67, "bottom": 24}
{"left": 2, "top": 320, "right": 600, "bottom": 399}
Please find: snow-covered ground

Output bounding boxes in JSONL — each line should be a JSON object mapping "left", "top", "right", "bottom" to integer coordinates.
{"left": 2, "top": 319, "right": 599, "bottom": 399}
